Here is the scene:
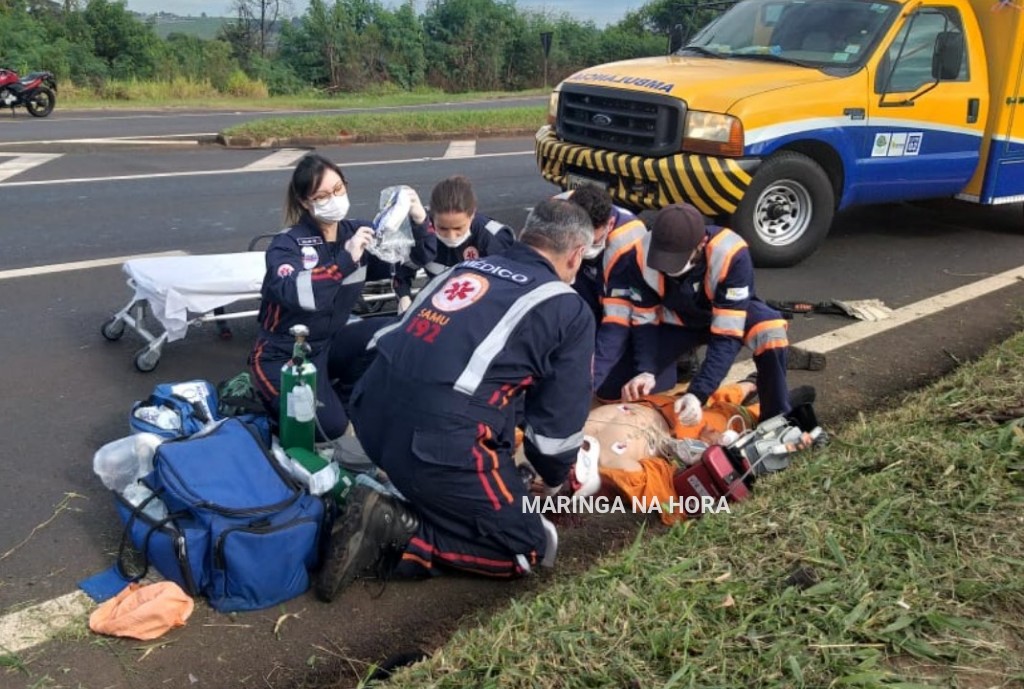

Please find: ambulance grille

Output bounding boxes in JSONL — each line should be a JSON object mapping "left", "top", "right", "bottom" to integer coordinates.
{"left": 557, "top": 84, "right": 684, "bottom": 157}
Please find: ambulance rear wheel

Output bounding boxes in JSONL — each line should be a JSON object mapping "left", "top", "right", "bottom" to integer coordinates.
{"left": 101, "top": 317, "right": 126, "bottom": 341}
{"left": 732, "top": 151, "right": 834, "bottom": 268}
{"left": 134, "top": 347, "right": 160, "bottom": 373}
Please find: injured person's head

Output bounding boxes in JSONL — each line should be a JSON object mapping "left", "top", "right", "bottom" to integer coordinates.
{"left": 585, "top": 381, "right": 758, "bottom": 474}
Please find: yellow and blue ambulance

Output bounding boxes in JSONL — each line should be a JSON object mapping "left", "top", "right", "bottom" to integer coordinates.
{"left": 535, "top": 0, "right": 1024, "bottom": 266}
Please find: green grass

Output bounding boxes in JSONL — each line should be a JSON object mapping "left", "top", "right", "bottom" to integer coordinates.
{"left": 387, "top": 332, "right": 1024, "bottom": 688}
{"left": 59, "top": 82, "right": 546, "bottom": 112}
{"left": 221, "top": 106, "right": 547, "bottom": 143}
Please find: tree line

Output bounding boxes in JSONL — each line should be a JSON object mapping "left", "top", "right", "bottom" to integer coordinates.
{"left": 0, "top": 0, "right": 726, "bottom": 96}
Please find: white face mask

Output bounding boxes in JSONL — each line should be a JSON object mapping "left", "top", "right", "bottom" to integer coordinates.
{"left": 310, "top": 194, "right": 349, "bottom": 223}
{"left": 583, "top": 239, "right": 606, "bottom": 260}
{"left": 666, "top": 258, "right": 696, "bottom": 277}
{"left": 438, "top": 231, "right": 472, "bottom": 249}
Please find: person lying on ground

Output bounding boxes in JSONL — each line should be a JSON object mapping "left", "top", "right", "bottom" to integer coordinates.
{"left": 582, "top": 383, "right": 818, "bottom": 526}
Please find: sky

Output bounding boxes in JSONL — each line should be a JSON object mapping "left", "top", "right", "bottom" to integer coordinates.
{"left": 124, "top": 1, "right": 634, "bottom": 27}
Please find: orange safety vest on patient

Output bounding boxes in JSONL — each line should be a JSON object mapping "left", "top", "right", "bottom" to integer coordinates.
{"left": 597, "top": 384, "right": 759, "bottom": 526}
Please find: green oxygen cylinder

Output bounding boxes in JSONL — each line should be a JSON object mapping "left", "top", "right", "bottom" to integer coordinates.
{"left": 279, "top": 324, "right": 317, "bottom": 453}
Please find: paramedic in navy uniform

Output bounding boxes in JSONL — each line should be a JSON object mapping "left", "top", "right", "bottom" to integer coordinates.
{"left": 391, "top": 175, "right": 515, "bottom": 313}
{"left": 314, "top": 198, "right": 596, "bottom": 602}
{"left": 248, "top": 153, "right": 435, "bottom": 441}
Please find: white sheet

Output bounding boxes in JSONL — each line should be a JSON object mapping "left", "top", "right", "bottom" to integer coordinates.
{"left": 123, "top": 252, "right": 266, "bottom": 342}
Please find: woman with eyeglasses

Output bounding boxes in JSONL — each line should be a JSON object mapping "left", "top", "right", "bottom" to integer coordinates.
{"left": 248, "top": 153, "right": 435, "bottom": 442}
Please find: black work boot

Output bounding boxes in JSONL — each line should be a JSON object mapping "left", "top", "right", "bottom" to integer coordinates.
{"left": 676, "top": 349, "right": 702, "bottom": 381}
{"left": 787, "top": 345, "right": 827, "bottom": 371}
{"left": 315, "top": 486, "right": 420, "bottom": 603}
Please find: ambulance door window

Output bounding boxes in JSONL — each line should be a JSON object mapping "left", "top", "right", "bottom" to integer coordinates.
{"left": 877, "top": 9, "right": 967, "bottom": 94}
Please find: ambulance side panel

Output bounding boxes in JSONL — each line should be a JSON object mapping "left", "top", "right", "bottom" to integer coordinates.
{"left": 960, "top": 3, "right": 1024, "bottom": 204}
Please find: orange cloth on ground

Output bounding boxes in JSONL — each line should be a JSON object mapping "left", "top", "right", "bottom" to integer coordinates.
{"left": 89, "top": 581, "right": 194, "bottom": 641}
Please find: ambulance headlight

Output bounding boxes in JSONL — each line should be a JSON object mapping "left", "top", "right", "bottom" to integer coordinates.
{"left": 547, "top": 85, "right": 561, "bottom": 125}
{"left": 683, "top": 111, "right": 744, "bottom": 157}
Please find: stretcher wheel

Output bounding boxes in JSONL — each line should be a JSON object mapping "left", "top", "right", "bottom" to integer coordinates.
{"left": 133, "top": 347, "right": 161, "bottom": 373}
{"left": 101, "top": 317, "right": 126, "bottom": 341}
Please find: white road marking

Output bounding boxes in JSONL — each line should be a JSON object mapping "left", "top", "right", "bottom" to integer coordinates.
{"left": 0, "top": 591, "right": 93, "bottom": 654}
{"left": 443, "top": 140, "right": 477, "bottom": 158}
{"left": 1, "top": 134, "right": 210, "bottom": 147}
{"left": 0, "top": 250, "right": 188, "bottom": 281}
{"left": 0, "top": 152, "right": 63, "bottom": 182}
{"left": 0, "top": 150, "right": 535, "bottom": 189}
{"left": 725, "top": 262, "right": 1024, "bottom": 381}
{"left": 243, "top": 148, "right": 309, "bottom": 171}
{"left": 1, "top": 263, "right": 1021, "bottom": 653}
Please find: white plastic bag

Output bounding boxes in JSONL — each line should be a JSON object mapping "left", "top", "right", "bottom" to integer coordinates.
{"left": 93, "top": 433, "right": 164, "bottom": 493}
{"left": 122, "top": 481, "right": 169, "bottom": 521}
{"left": 367, "top": 185, "right": 416, "bottom": 264}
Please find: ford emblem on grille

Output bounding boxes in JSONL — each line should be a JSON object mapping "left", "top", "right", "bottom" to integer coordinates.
{"left": 591, "top": 113, "right": 613, "bottom": 126}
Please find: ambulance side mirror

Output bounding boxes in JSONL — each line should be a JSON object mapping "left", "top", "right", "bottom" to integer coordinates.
{"left": 931, "top": 31, "right": 963, "bottom": 81}
{"left": 668, "top": 24, "right": 686, "bottom": 54}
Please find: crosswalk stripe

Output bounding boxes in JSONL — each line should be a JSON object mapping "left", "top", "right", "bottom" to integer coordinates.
{"left": 443, "top": 140, "right": 477, "bottom": 158}
{"left": 0, "top": 152, "right": 63, "bottom": 183}
{"left": 243, "top": 148, "right": 310, "bottom": 171}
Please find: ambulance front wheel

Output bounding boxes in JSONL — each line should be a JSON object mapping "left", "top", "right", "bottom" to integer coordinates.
{"left": 100, "top": 317, "right": 126, "bottom": 341}
{"left": 133, "top": 347, "right": 161, "bottom": 373}
{"left": 731, "top": 151, "right": 835, "bottom": 268}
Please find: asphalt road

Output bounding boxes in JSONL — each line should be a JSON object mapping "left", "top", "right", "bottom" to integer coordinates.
{"left": 0, "top": 96, "right": 547, "bottom": 144}
{"left": 0, "top": 129, "right": 1022, "bottom": 688}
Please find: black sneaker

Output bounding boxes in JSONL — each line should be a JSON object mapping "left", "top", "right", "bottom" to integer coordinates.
{"left": 315, "top": 486, "right": 420, "bottom": 603}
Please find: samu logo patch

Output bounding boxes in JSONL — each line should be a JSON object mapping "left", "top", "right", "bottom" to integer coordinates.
{"left": 432, "top": 274, "right": 490, "bottom": 312}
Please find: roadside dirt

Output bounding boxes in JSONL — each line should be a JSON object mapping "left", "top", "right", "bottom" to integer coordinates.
{"left": 12, "top": 284, "right": 1023, "bottom": 689}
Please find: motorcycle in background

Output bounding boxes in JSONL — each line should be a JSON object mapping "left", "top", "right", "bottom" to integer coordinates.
{"left": 0, "top": 67, "right": 57, "bottom": 117}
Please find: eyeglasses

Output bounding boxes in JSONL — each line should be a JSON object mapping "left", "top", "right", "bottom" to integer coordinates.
{"left": 309, "top": 183, "right": 346, "bottom": 204}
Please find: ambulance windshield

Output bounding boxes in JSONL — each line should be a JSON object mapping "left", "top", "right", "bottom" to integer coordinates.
{"left": 684, "top": 0, "right": 898, "bottom": 70}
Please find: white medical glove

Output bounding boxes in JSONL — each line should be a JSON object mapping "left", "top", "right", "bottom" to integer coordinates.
{"left": 621, "top": 372, "right": 656, "bottom": 402}
{"left": 397, "top": 295, "right": 413, "bottom": 315}
{"left": 344, "top": 226, "right": 375, "bottom": 263}
{"left": 675, "top": 393, "right": 703, "bottom": 426}
{"left": 403, "top": 188, "right": 427, "bottom": 224}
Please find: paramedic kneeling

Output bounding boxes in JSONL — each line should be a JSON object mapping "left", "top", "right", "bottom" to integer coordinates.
{"left": 248, "top": 154, "right": 434, "bottom": 441}
{"left": 597, "top": 203, "right": 791, "bottom": 423}
{"left": 315, "top": 198, "right": 596, "bottom": 602}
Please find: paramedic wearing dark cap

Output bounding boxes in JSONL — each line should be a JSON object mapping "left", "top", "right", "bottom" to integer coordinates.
{"left": 313, "top": 198, "right": 596, "bottom": 602}
{"left": 594, "top": 203, "right": 791, "bottom": 426}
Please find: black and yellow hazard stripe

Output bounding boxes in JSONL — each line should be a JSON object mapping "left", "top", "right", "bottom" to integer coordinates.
{"left": 535, "top": 125, "right": 760, "bottom": 216}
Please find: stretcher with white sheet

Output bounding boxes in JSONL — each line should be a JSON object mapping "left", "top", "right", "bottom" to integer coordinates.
{"left": 101, "top": 250, "right": 416, "bottom": 372}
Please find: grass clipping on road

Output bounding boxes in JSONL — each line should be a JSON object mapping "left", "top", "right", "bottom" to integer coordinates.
{"left": 221, "top": 107, "right": 546, "bottom": 144}
{"left": 390, "top": 332, "right": 1024, "bottom": 689}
